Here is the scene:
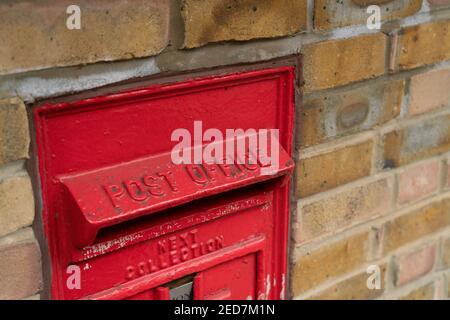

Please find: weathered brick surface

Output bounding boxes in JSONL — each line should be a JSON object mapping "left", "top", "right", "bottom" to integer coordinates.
{"left": 314, "top": 0, "right": 422, "bottom": 30}
{"left": 181, "top": 0, "right": 307, "bottom": 48}
{"left": 0, "top": 174, "right": 34, "bottom": 238}
{"left": 448, "top": 278, "right": 450, "bottom": 298}
{"left": 443, "top": 237, "right": 450, "bottom": 269}
{"left": 427, "top": 0, "right": 450, "bottom": 8}
{"left": 299, "top": 79, "right": 403, "bottom": 148}
{"left": 400, "top": 283, "right": 435, "bottom": 300}
{"left": 383, "top": 115, "right": 450, "bottom": 167}
{"left": 292, "top": 231, "right": 370, "bottom": 296}
{"left": 303, "top": 34, "right": 387, "bottom": 93}
{"left": 308, "top": 264, "right": 387, "bottom": 300}
{"left": 382, "top": 199, "right": 450, "bottom": 253}
{"left": 396, "top": 20, "right": 450, "bottom": 70}
{"left": 409, "top": 68, "right": 450, "bottom": 116}
{"left": 0, "top": 98, "right": 29, "bottom": 165}
{"left": 297, "top": 140, "right": 373, "bottom": 198}
{"left": 0, "top": 0, "right": 170, "bottom": 74}
{"left": 297, "top": 178, "right": 392, "bottom": 242}
{"left": 447, "top": 157, "right": 450, "bottom": 188}
{"left": 351, "top": 0, "right": 398, "bottom": 3}
{"left": 394, "top": 245, "right": 436, "bottom": 286}
{"left": 397, "top": 160, "right": 440, "bottom": 205}
{"left": 0, "top": 228, "right": 42, "bottom": 300}
{"left": 434, "top": 277, "right": 446, "bottom": 299}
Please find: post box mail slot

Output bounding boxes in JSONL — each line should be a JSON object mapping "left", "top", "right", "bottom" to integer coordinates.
{"left": 34, "top": 66, "right": 295, "bottom": 300}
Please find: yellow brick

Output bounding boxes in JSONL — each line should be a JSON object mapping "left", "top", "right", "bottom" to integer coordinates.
{"left": 303, "top": 34, "right": 387, "bottom": 93}
{"left": 297, "top": 140, "right": 373, "bottom": 198}
{"left": 448, "top": 277, "right": 450, "bottom": 298}
{"left": 382, "top": 199, "right": 450, "bottom": 253}
{"left": 383, "top": 115, "right": 450, "bottom": 167}
{"left": 0, "top": 0, "right": 170, "bottom": 74}
{"left": 0, "top": 98, "right": 29, "bottom": 165}
{"left": 397, "top": 20, "right": 450, "bottom": 70}
{"left": 0, "top": 174, "right": 35, "bottom": 238}
{"left": 314, "top": 0, "right": 422, "bottom": 30}
{"left": 292, "top": 231, "right": 370, "bottom": 295}
{"left": 299, "top": 79, "right": 403, "bottom": 148}
{"left": 309, "top": 264, "right": 387, "bottom": 300}
{"left": 443, "top": 237, "right": 450, "bottom": 269}
{"left": 400, "top": 283, "right": 434, "bottom": 300}
{"left": 299, "top": 179, "right": 392, "bottom": 241}
{"left": 182, "top": 0, "right": 307, "bottom": 48}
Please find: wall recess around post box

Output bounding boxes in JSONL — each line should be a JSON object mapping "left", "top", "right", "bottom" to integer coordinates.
{"left": 33, "top": 65, "right": 296, "bottom": 300}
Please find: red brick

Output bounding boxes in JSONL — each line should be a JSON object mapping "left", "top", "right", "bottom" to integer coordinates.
{"left": 409, "top": 68, "right": 450, "bottom": 116}
{"left": 394, "top": 245, "right": 436, "bottom": 286}
{"left": 397, "top": 160, "right": 440, "bottom": 205}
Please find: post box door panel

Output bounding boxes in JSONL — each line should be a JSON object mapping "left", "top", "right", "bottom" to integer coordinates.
{"left": 194, "top": 253, "right": 261, "bottom": 300}
{"left": 34, "top": 67, "right": 295, "bottom": 300}
{"left": 71, "top": 189, "right": 271, "bottom": 300}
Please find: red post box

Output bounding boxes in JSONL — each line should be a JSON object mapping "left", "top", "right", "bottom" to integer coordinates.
{"left": 34, "top": 66, "right": 295, "bottom": 300}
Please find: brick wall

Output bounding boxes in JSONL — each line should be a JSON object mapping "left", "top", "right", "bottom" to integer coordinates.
{"left": 0, "top": 98, "right": 42, "bottom": 299}
{"left": 1, "top": 0, "right": 450, "bottom": 300}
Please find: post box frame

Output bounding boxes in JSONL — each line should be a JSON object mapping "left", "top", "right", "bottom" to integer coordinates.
{"left": 31, "top": 57, "right": 300, "bottom": 300}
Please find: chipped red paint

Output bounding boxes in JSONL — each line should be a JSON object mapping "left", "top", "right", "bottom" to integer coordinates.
{"left": 34, "top": 67, "right": 295, "bottom": 300}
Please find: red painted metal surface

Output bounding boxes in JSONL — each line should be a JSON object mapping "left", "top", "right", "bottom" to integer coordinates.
{"left": 34, "top": 66, "right": 295, "bottom": 300}
{"left": 60, "top": 134, "right": 293, "bottom": 248}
